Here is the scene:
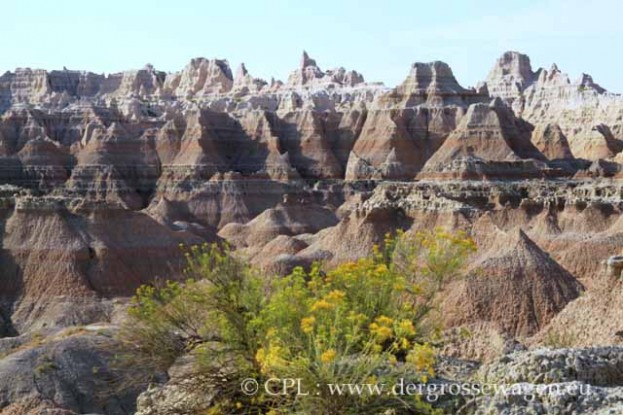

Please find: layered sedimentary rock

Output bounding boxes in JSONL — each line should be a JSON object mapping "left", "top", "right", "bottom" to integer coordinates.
{"left": 294, "top": 204, "right": 412, "bottom": 267}
{"left": 485, "top": 51, "right": 623, "bottom": 161}
{"left": 419, "top": 98, "right": 546, "bottom": 179}
{"left": 345, "top": 61, "right": 488, "bottom": 180}
{"left": 163, "top": 58, "right": 233, "bottom": 98}
{"left": 3, "top": 50, "right": 622, "bottom": 190}
{"left": 218, "top": 200, "right": 338, "bottom": 248}
{"left": 0, "top": 196, "right": 204, "bottom": 332}
{"left": 1, "top": 50, "right": 623, "bottom": 414}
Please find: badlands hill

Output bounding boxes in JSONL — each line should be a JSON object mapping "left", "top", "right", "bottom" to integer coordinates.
{"left": 1, "top": 51, "right": 623, "bottom": 413}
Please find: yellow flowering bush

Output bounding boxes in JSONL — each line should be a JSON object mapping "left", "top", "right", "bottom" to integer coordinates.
{"left": 250, "top": 229, "right": 475, "bottom": 414}
{"left": 117, "top": 229, "right": 475, "bottom": 415}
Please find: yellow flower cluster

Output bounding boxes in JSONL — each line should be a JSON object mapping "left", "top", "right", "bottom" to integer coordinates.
{"left": 320, "top": 349, "right": 337, "bottom": 363}
{"left": 256, "top": 343, "right": 287, "bottom": 374}
{"left": 369, "top": 315, "right": 394, "bottom": 342}
{"left": 373, "top": 263, "right": 388, "bottom": 275}
{"left": 399, "top": 337, "right": 410, "bottom": 350}
{"left": 369, "top": 324, "right": 392, "bottom": 341}
{"left": 325, "top": 289, "right": 346, "bottom": 303}
{"left": 328, "top": 261, "right": 367, "bottom": 284}
{"left": 407, "top": 343, "right": 436, "bottom": 372}
{"left": 376, "top": 315, "right": 393, "bottom": 326}
{"left": 310, "top": 289, "right": 346, "bottom": 312}
{"left": 310, "top": 299, "right": 332, "bottom": 311}
{"left": 300, "top": 316, "right": 316, "bottom": 334}
{"left": 397, "top": 319, "right": 416, "bottom": 336}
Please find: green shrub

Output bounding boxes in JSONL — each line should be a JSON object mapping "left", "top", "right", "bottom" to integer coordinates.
{"left": 35, "top": 356, "right": 58, "bottom": 375}
{"left": 117, "top": 229, "right": 475, "bottom": 414}
{"left": 543, "top": 329, "right": 577, "bottom": 348}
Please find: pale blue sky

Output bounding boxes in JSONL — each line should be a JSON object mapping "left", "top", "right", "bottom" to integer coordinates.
{"left": 1, "top": 0, "right": 622, "bottom": 92}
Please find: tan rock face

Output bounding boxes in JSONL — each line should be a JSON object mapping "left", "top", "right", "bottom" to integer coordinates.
{"left": 5, "top": 50, "right": 621, "bottom": 184}
{"left": 218, "top": 202, "right": 337, "bottom": 248}
{"left": 0, "top": 69, "right": 53, "bottom": 105}
{"left": 233, "top": 63, "right": 267, "bottom": 95}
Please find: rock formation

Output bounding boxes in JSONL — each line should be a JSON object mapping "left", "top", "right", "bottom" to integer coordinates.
{"left": 485, "top": 51, "right": 623, "bottom": 161}
{"left": 0, "top": 326, "right": 150, "bottom": 414}
{"left": 0, "top": 50, "right": 623, "bottom": 414}
{"left": 468, "top": 347, "right": 623, "bottom": 415}
{"left": 443, "top": 227, "right": 583, "bottom": 337}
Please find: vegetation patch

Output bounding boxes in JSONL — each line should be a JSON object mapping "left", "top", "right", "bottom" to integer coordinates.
{"left": 117, "top": 229, "right": 475, "bottom": 414}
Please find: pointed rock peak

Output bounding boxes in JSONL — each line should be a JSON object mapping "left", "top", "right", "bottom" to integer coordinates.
{"left": 576, "top": 73, "right": 606, "bottom": 93}
{"left": 287, "top": 52, "right": 324, "bottom": 86}
{"left": 143, "top": 63, "right": 155, "bottom": 72}
{"left": 507, "top": 227, "right": 543, "bottom": 252}
{"left": 513, "top": 227, "right": 531, "bottom": 242}
{"left": 409, "top": 61, "right": 455, "bottom": 76}
{"left": 188, "top": 57, "right": 209, "bottom": 67}
{"left": 236, "top": 63, "right": 249, "bottom": 79}
{"left": 579, "top": 73, "right": 593, "bottom": 83}
{"left": 475, "top": 81, "right": 489, "bottom": 95}
{"left": 550, "top": 63, "right": 560, "bottom": 73}
{"left": 214, "top": 59, "right": 233, "bottom": 79}
{"left": 300, "top": 51, "right": 317, "bottom": 68}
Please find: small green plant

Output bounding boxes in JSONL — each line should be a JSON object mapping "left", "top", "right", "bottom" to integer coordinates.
{"left": 459, "top": 327, "right": 473, "bottom": 340}
{"left": 35, "top": 356, "right": 58, "bottom": 375}
{"left": 115, "top": 243, "right": 262, "bottom": 387}
{"left": 544, "top": 329, "right": 576, "bottom": 348}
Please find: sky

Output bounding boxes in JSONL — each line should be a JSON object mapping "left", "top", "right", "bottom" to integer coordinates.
{"left": 1, "top": 0, "right": 622, "bottom": 92}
